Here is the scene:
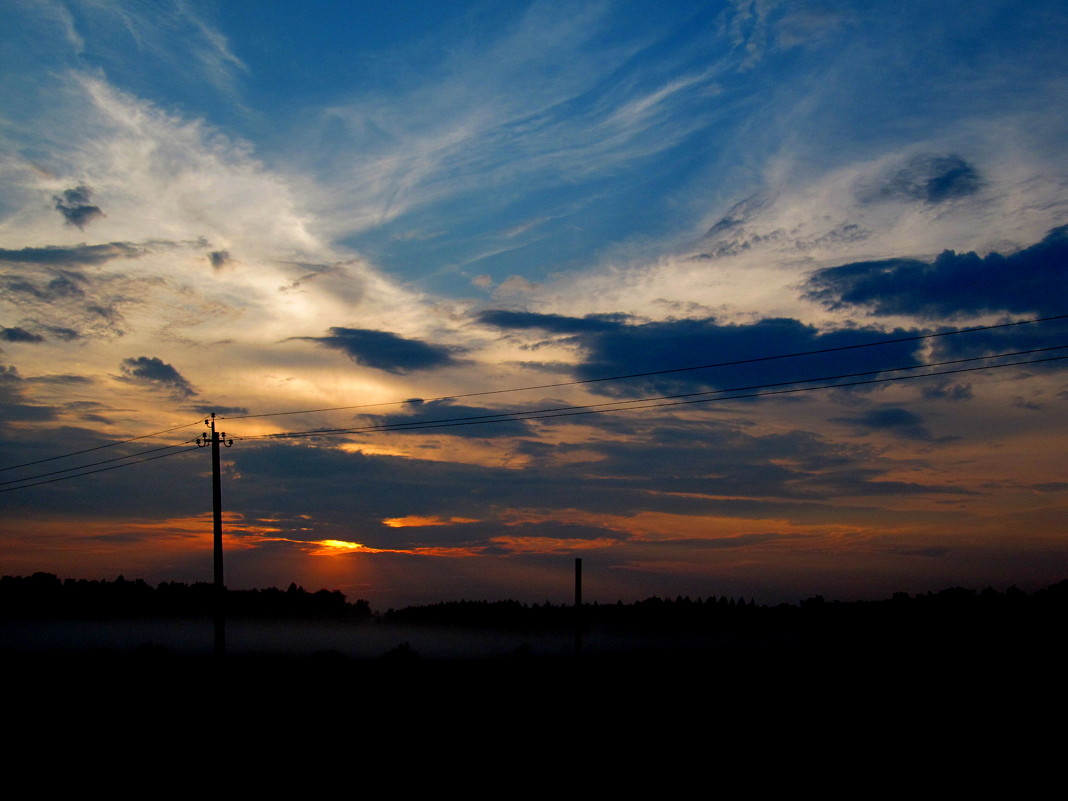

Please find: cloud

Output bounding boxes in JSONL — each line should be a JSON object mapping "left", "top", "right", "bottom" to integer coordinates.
{"left": 303, "top": 327, "right": 463, "bottom": 374}
{"left": 1033, "top": 482, "right": 1068, "bottom": 494}
{"left": 382, "top": 515, "right": 480, "bottom": 528}
{"left": 276, "top": 263, "right": 347, "bottom": 294}
{"left": 0, "top": 269, "right": 87, "bottom": 302}
{"left": 835, "top": 407, "right": 938, "bottom": 441}
{"left": 478, "top": 309, "right": 626, "bottom": 334}
{"left": 494, "top": 276, "right": 540, "bottom": 297}
{"left": 53, "top": 185, "right": 105, "bottom": 229}
{"left": 213, "top": 411, "right": 970, "bottom": 559}
{"left": 28, "top": 75, "right": 329, "bottom": 287}
{"left": 0, "top": 327, "right": 44, "bottom": 344}
{"left": 369, "top": 400, "right": 534, "bottom": 439}
{"left": 803, "top": 225, "right": 1068, "bottom": 318}
{"left": 37, "top": 325, "right": 80, "bottom": 341}
{"left": 0, "top": 239, "right": 199, "bottom": 341}
{"left": 118, "top": 356, "right": 196, "bottom": 399}
{"left": 27, "top": 374, "right": 94, "bottom": 385}
{"left": 859, "top": 154, "right": 983, "bottom": 205}
{"left": 190, "top": 404, "right": 250, "bottom": 417}
{"left": 702, "top": 192, "right": 771, "bottom": 239}
{"left": 478, "top": 310, "right": 925, "bottom": 396}
{"left": 0, "top": 364, "right": 58, "bottom": 424}
{"left": 208, "top": 250, "right": 231, "bottom": 270}
{"left": 925, "top": 318, "right": 1068, "bottom": 370}
{"left": 650, "top": 532, "right": 805, "bottom": 550}
{"left": 306, "top": 1, "right": 731, "bottom": 259}
{"left": 0, "top": 243, "right": 144, "bottom": 267}
{"left": 36, "top": 1, "right": 248, "bottom": 101}
{"left": 893, "top": 547, "right": 950, "bottom": 559}
{"left": 0, "top": 268, "right": 133, "bottom": 339}
{"left": 921, "top": 380, "right": 973, "bottom": 401}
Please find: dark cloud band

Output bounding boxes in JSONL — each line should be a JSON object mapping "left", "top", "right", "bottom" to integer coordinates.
{"left": 302, "top": 327, "right": 463, "bottom": 374}
{"left": 53, "top": 185, "right": 105, "bottom": 229}
{"left": 804, "top": 225, "right": 1068, "bottom": 318}
{"left": 118, "top": 356, "right": 196, "bottom": 399}
{"left": 0, "top": 327, "right": 44, "bottom": 343}
{"left": 478, "top": 310, "right": 925, "bottom": 395}
{"left": 862, "top": 153, "right": 983, "bottom": 205}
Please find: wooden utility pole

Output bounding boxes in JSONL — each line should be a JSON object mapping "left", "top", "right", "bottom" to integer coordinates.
{"left": 198, "top": 413, "right": 231, "bottom": 658}
{"left": 575, "top": 557, "right": 583, "bottom": 658}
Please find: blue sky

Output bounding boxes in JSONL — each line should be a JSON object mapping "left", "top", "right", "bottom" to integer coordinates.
{"left": 2, "top": 1, "right": 1067, "bottom": 608}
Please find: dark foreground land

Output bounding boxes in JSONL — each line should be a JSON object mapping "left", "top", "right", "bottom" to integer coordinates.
{"left": 6, "top": 618, "right": 1064, "bottom": 769}
{"left": 4, "top": 574, "right": 1067, "bottom": 736}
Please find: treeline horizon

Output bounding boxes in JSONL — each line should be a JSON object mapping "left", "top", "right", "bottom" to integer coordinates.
{"left": 4, "top": 571, "right": 1068, "bottom": 632}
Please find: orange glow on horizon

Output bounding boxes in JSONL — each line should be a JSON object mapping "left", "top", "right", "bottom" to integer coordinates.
{"left": 301, "top": 539, "right": 484, "bottom": 558}
{"left": 382, "top": 515, "right": 480, "bottom": 528}
{"left": 336, "top": 442, "right": 411, "bottom": 458}
{"left": 491, "top": 535, "right": 620, "bottom": 554}
{"left": 317, "top": 539, "right": 367, "bottom": 551}
{"left": 495, "top": 506, "right": 862, "bottom": 542}
{"left": 406, "top": 546, "right": 485, "bottom": 557}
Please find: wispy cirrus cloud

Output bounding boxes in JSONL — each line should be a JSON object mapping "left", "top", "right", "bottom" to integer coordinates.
{"left": 0, "top": 262, "right": 148, "bottom": 340}
{"left": 58, "top": 0, "right": 248, "bottom": 100}
{"left": 310, "top": 4, "right": 733, "bottom": 265}
{"left": 2, "top": 1, "right": 1067, "bottom": 609}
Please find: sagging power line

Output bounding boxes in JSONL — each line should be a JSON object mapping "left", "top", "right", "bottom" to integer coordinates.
{"left": 219, "top": 313, "right": 1068, "bottom": 421}
{"left": 3, "top": 314, "right": 1066, "bottom": 488}
{"left": 235, "top": 346, "right": 1068, "bottom": 443}
{"left": 0, "top": 446, "right": 199, "bottom": 494}
{"left": 5, "top": 320, "right": 1065, "bottom": 660}
{"left": 6, "top": 347, "right": 1061, "bottom": 491}
{"left": 0, "top": 440, "right": 200, "bottom": 489}
{"left": 0, "top": 418, "right": 205, "bottom": 474}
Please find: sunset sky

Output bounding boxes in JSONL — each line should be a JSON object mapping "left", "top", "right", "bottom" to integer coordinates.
{"left": 2, "top": 0, "right": 1067, "bottom": 609}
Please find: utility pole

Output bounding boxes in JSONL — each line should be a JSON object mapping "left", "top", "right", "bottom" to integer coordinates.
{"left": 575, "top": 557, "right": 583, "bottom": 658}
{"left": 198, "top": 413, "right": 232, "bottom": 658}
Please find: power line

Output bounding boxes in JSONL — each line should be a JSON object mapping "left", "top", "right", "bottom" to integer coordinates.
{"left": 524, "top": 354, "right": 1068, "bottom": 425}
{"left": 3, "top": 349, "right": 1063, "bottom": 493}
{"left": 220, "top": 314, "right": 1068, "bottom": 421}
{"left": 0, "top": 418, "right": 205, "bottom": 473}
{"left": 0, "top": 439, "right": 199, "bottom": 488}
{"left": 235, "top": 347, "right": 1068, "bottom": 442}
{"left": 0, "top": 446, "right": 200, "bottom": 494}
{"left": 4, "top": 318, "right": 1065, "bottom": 490}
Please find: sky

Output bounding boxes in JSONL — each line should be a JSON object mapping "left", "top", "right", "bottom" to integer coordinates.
{"left": 2, "top": 0, "right": 1067, "bottom": 609}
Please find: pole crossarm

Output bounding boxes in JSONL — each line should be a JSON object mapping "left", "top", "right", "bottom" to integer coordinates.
{"left": 197, "top": 413, "right": 232, "bottom": 658}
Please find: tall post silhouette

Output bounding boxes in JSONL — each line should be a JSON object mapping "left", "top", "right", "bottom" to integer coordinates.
{"left": 198, "top": 413, "right": 231, "bottom": 658}
{"left": 575, "top": 557, "right": 582, "bottom": 658}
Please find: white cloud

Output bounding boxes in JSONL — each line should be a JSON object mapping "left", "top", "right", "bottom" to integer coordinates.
{"left": 494, "top": 275, "right": 540, "bottom": 298}
{"left": 72, "top": 0, "right": 248, "bottom": 97}
{"left": 516, "top": 130, "right": 1068, "bottom": 328}
{"left": 298, "top": 5, "right": 713, "bottom": 239}
{"left": 0, "top": 71, "right": 455, "bottom": 422}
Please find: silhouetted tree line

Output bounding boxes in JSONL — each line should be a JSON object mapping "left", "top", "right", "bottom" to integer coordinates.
{"left": 381, "top": 582, "right": 1068, "bottom": 639}
{"left": 0, "top": 573, "right": 371, "bottom": 621}
{"left": 3, "top": 572, "right": 1067, "bottom": 639}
